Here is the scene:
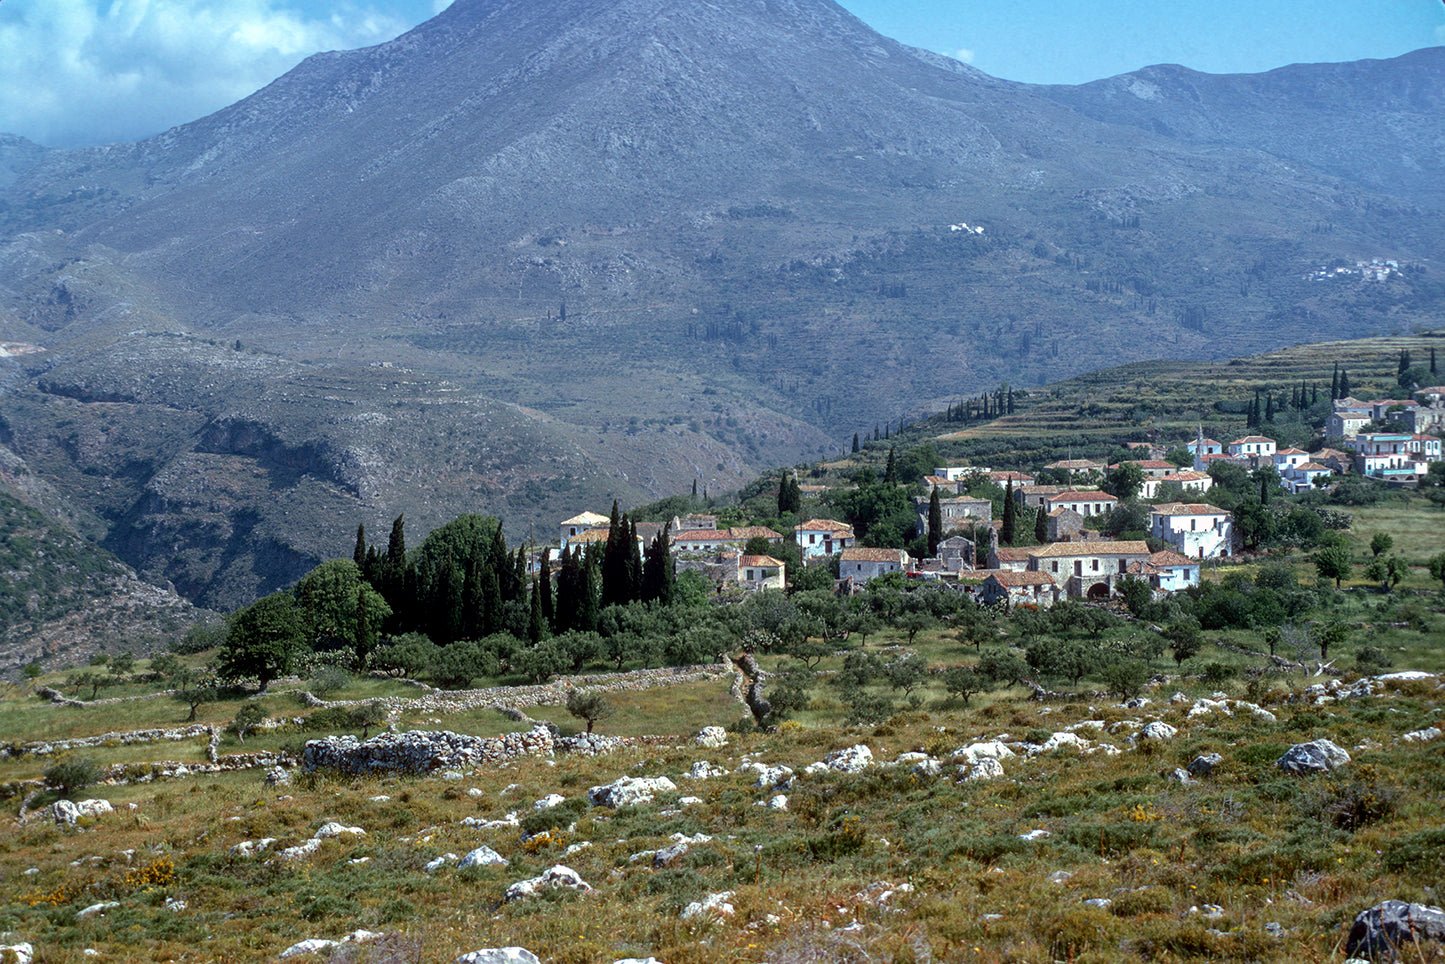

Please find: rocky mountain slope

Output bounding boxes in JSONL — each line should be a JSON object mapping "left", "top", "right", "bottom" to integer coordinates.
{"left": 0, "top": 0, "right": 1442, "bottom": 611}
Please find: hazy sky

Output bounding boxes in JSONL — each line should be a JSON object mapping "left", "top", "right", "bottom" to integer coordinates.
{"left": 2, "top": 0, "right": 1442, "bottom": 149}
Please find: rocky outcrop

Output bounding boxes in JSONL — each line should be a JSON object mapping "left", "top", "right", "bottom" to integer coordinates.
{"left": 1346, "top": 900, "right": 1445, "bottom": 961}
{"left": 1276, "top": 739, "right": 1350, "bottom": 775}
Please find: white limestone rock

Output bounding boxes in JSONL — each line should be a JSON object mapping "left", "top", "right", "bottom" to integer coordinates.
{"left": 962, "top": 757, "right": 1005, "bottom": 782}
{"left": 824, "top": 745, "right": 873, "bottom": 773}
{"left": 533, "top": 794, "right": 565, "bottom": 810}
{"left": 279, "top": 939, "right": 338, "bottom": 959}
{"left": 314, "top": 822, "right": 366, "bottom": 839}
{"left": 1140, "top": 721, "right": 1177, "bottom": 742}
{"left": 455, "top": 949, "right": 543, "bottom": 964}
{"left": 504, "top": 865, "right": 592, "bottom": 902}
{"left": 0, "top": 943, "right": 33, "bottom": 964}
{"left": 458, "top": 846, "right": 510, "bottom": 870}
{"left": 693, "top": 726, "right": 728, "bottom": 749}
{"left": 1276, "top": 739, "right": 1350, "bottom": 774}
{"left": 588, "top": 776, "right": 676, "bottom": 808}
{"left": 681, "top": 891, "right": 736, "bottom": 920}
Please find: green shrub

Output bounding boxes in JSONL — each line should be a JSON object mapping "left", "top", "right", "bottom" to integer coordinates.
{"left": 1381, "top": 828, "right": 1445, "bottom": 878}
{"left": 43, "top": 756, "right": 101, "bottom": 794}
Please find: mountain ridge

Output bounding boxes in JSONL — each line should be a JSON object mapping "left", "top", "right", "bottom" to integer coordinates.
{"left": 0, "top": 0, "right": 1441, "bottom": 612}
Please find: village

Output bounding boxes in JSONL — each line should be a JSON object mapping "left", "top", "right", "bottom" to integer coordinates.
{"left": 550, "top": 384, "right": 1445, "bottom": 613}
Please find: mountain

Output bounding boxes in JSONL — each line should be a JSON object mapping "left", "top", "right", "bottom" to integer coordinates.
{"left": 0, "top": 0, "right": 1442, "bottom": 613}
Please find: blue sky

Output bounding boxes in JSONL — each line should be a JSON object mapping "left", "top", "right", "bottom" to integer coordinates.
{"left": 2, "top": 0, "right": 1442, "bottom": 148}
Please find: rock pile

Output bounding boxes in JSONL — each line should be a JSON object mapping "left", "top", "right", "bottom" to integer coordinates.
{"left": 302, "top": 726, "right": 558, "bottom": 774}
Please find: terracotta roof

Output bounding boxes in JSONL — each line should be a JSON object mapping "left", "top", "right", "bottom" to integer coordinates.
{"left": 1045, "top": 459, "right": 1104, "bottom": 470}
{"left": 1276, "top": 447, "right": 1308, "bottom": 455}
{"left": 1027, "top": 540, "right": 1150, "bottom": 558}
{"left": 570, "top": 528, "right": 611, "bottom": 544}
{"left": 1148, "top": 549, "right": 1196, "bottom": 568}
{"left": 986, "top": 571, "right": 1056, "bottom": 587}
{"left": 1150, "top": 503, "right": 1226, "bottom": 516}
{"left": 1045, "top": 490, "right": 1118, "bottom": 504}
{"left": 673, "top": 529, "right": 735, "bottom": 541}
{"left": 1295, "top": 462, "right": 1331, "bottom": 472}
{"left": 729, "top": 526, "right": 782, "bottom": 540}
{"left": 988, "top": 471, "right": 1035, "bottom": 482}
{"left": 740, "top": 555, "right": 784, "bottom": 568}
{"left": 1160, "top": 471, "right": 1209, "bottom": 481}
{"left": 1189, "top": 437, "right": 1222, "bottom": 446}
{"left": 841, "top": 547, "right": 906, "bottom": 563}
{"left": 1019, "top": 485, "right": 1067, "bottom": 495}
{"left": 1118, "top": 459, "right": 1175, "bottom": 470}
{"left": 795, "top": 518, "right": 853, "bottom": 533}
{"left": 992, "top": 547, "right": 1032, "bottom": 561}
{"left": 1125, "top": 561, "right": 1165, "bottom": 576}
{"left": 1230, "top": 436, "right": 1276, "bottom": 445}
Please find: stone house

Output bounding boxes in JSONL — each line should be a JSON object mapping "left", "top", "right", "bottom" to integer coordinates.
{"left": 979, "top": 571, "right": 1060, "bottom": 610}
{"left": 987, "top": 546, "right": 1032, "bottom": 572}
{"left": 913, "top": 494, "right": 992, "bottom": 537}
{"left": 1043, "top": 489, "right": 1118, "bottom": 520}
{"left": 1046, "top": 507, "right": 1084, "bottom": 542}
{"left": 840, "top": 547, "right": 909, "bottom": 584}
{"left": 739, "top": 555, "right": 786, "bottom": 591}
{"left": 1024, "top": 541, "right": 1153, "bottom": 600}
{"left": 936, "top": 535, "right": 977, "bottom": 571}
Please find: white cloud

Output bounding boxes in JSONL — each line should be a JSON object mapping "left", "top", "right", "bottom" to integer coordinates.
{"left": 951, "top": 47, "right": 976, "bottom": 64}
{"left": 0, "top": 0, "right": 417, "bottom": 147}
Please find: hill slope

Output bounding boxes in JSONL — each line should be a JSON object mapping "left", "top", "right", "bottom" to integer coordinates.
{"left": 0, "top": 0, "right": 1442, "bottom": 611}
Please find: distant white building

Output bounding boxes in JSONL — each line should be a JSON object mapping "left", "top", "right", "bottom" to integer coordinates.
{"left": 840, "top": 547, "right": 909, "bottom": 584}
{"left": 793, "top": 519, "right": 855, "bottom": 559}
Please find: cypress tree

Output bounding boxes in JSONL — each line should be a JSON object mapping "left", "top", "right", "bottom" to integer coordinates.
{"left": 481, "top": 567, "right": 502, "bottom": 638}
{"left": 873, "top": 424, "right": 880, "bottom": 441}
{"left": 554, "top": 547, "right": 578, "bottom": 634}
{"left": 354, "top": 584, "right": 371, "bottom": 671}
{"left": 1007, "top": 388, "right": 1015, "bottom": 415}
{"left": 1312, "top": 383, "right": 1319, "bottom": 405}
{"left": 927, "top": 488, "right": 942, "bottom": 558}
{"left": 852, "top": 433, "right": 860, "bottom": 453}
{"left": 1034, "top": 502, "right": 1049, "bottom": 544}
{"left": 1431, "top": 347, "right": 1437, "bottom": 374}
{"left": 538, "top": 548, "right": 555, "bottom": 631}
{"left": 528, "top": 579, "right": 545, "bottom": 644}
{"left": 1339, "top": 369, "right": 1351, "bottom": 398}
{"left": 1331, "top": 363, "right": 1340, "bottom": 400}
{"left": 461, "top": 552, "right": 483, "bottom": 639}
{"left": 641, "top": 523, "right": 674, "bottom": 605}
{"left": 383, "top": 514, "right": 407, "bottom": 629}
{"left": 691, "top": 479, "right": 698, "bottom": 498}
{"left": 1265, "top": 393, "right": 1275, "bottom": 423}
{"left": 1001, "top": 478, "right": 1017, "bottom": 547}
{"left": 627, "top": 517, "right": 643, "bottom": 602}
{"left": 1399, "top": 349, "right": 1411, "bottom": 375}
{"left": 884, "top": 446, "right": 897, "bottom": 484}
{"left": 353, "top": 523, "right": 367, "bottom": 570}
{"left": 601, "top": 501, "right": 628, "bottom": 608}
{"left": 576, "top": 547, "right": 600, "bottom": 633}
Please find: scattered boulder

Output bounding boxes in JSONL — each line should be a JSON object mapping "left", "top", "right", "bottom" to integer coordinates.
{"left": 279, "top": 939, "right": 338, "bottom": 959}
{"left": 681, "top": 891, "right": 736, "bottom": 920}
{"left": 1276, "top": 739, "right": 1350, "bottom": 775}
{"left": 75, "top": 901, "right": 119, "bottom": 920}
{"left": 652, "top": 843, "right": 689, "bottom": 868}
{"left": 264, "top": 767, "right": 291, "bottom": 788}
{"left": 1140, "top": 722, "right": 1177, "bottom": 742}
{"left": 51, "top": 799, "right": 114, "bottom": 825}
{"left": 911, "top": 758, "right": 942, "bottom": 778}
{"left": 1401, "top": 727, "right": 1441, "bottom": 744}
{"left": 0, "top": 943, "right": 33, "bottom": 964}
{"left": 693, "top": 726, "right": 728, "bottom": 749}
{"left": 824, "top": 745, "right": 873, "bottom": 773}
{"left": 766, "top": 794, "right": 788, "bottom": 811}
{"left": 953, "top": 741, "right": 1014, "bottom": 765}
{"left": 587, "top": 776, "right": 676, "bottom": 808}
{"left": 962, "top": 758, "right": 1006, "bottom": 782}
{"left": 751, "top": 765, "right": 794, "bottom": 789}
{"left": 314, "top": 822, "right": 366, "bottom": 839}
{"left": 1031, "top": 732, "right": 1089, "bottom": 755}
{"left": 1187, "top": 753, "right": 1223, "bottom": 778}
{"left": 504, "top": 865, "right": 592, "bottom": 902}
{"left": 1346, "top": 900, "right": 1445, "bottom": 961}
{"left": 455, "top": 949, "right": 542, "bottom": 964}
{"left": 683, "top": 761, "right": 726, "bottom": 780}
{"left": 458, "top": 846, "right": 509, "bottom": 870}
{"left": 533, "top": 794, "right": 565, "bottom": 810}
{"left": 276, "top": 839, "right": 323, "bottom": 862}
{"left": 1166, "top": 768, "right": 1193, "bottom": 784}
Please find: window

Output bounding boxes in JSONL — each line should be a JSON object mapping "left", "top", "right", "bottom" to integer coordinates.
{"left": 746, "top": 570, "right": 755, "bottom": 580}
{"left": 1091, "top": 559, "right": 1099, "bottom": 571}
{"left": 1051, "top": 561, "right": 1058, "bottom": 573}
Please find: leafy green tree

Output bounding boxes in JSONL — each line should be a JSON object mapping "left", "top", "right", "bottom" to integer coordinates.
{"left": 1117, "top": 575, "right": 1153, "bottom": 617}
{"left": 1033, "top": 502, "right": 1049, "bottom": 544}
{"left": 1364, "top": 555, "right": 1408, "bottom": 593}
{"left": 1428, "top": 552, "right": 1445, "bottom": 592}
{"left": 1314, "top": 543, "right": 1354, "bottom": 588}
{"left": 882, "top": 651, "right": 929, "bottom": 699}
{"left": 231, "top": 702, "right": 266, "bottom": 743}
{"left": 565, "top": 689, "right": 615, "bottom": 733}
{"left": 1369, "top": 532, "right": 1394, "bottom": 557}
{"left": 1315, "top": 619, "right": 1350, "bottom": 662}
{"left": 1099, "top": 658, "right": 1149, "bottom": 698}
{"left": 1163, "top": 622, "right": 1203, "bottom": 666}
{"left": 1104, "top": 462, "right": 1145, "bottom": 501}
{"left": 895, "top": 610, "right": 936, "bottom": 646}
{"left": 23, "top": 661, "right": 44, "bottom": 681}
{"left": 350, "top": 701, "right": 386, "bottom": 738}
{"left": 219, "top": 591, "right": 309, "bottom": 690}
{"left": 44, "top": 756, "right": 102, "bottom": 795}
{"left": 778, "top": 472, "right": 802, "bottom": 515}
{"left": 372, "top": 632, "right": 437, "bottom": 678}
{"left": 1025, "top": 638, "right": 1098, "bottom": 686}
{"left": 942, "top": 665, "right": 986, "bottom": 704}
{"left": 976, "top": 648, "right": 1028, "bottom": 686}
{"left": 67, "top": 671, "right": 110, "bottom": 700}
{"left": 293, "top": 560, "right": 392, "bottom": 650}
{"left": 173, "top": 668, "right": 220, "bottom": 721}
{"left": 1165, "top": 447, "right": 1193, "bottom": 468}
{"left": 767, "top": 662, "right": 816, "bottom": 720}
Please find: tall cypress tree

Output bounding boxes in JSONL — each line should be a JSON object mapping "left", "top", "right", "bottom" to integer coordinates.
{"left": 641, "top": 524, "right": 674, "bottom": 605}
{"left": 528, "top": 579, "right": 545, "bottom": 644}
{"left": 927, "top": 488, "right": 942, "bottom": 558}
{"left": 1431, "top": 347, "right": 1437, "bottom": 375}
{"left": 1331, "top": 363, "right": 1340, "bottom": 400}
{"left": 1034, "top": 502, "right": 1049, "bottom": 544}
{"left": 1265, "top": 393, "right": 1275, "bottom": 423}
{"left": 1339, "top": 369, "right": 1351, "bottom": 398}
{"left": 1001, "top": 478, "right": 1017, "bottom": 547}
{"left": 852, "top": 433, "right": 860, "bottom": 453}
{"left": 884, "top": 446, "right": 897, "bottom": 484}
{"left": 354, "top": 584, "right": 372, "bottom": 671}
{"left": 382, "top": 514, "right": 407, "bottom": 630}
{"left": 353, "top": 523, "right": 367, "bottom": 570}
{"left": 538, "top": 548, "right": 555, "bottom": 631}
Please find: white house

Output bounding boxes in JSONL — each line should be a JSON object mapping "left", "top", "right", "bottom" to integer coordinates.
{"left": 1280, "top": 461, "right": 1333, "bottom": 494}
{"left": 560, "top": 511, "right": 610, "bottom": 548}
{"left": 1273, "top": 448, "right": 1310, "bottom": 472}
{"left": 793, "top": 518, "right": 855, "bottom": 559}
{"left": 1043, "top": 489, "right": 1119, "bottom": 519}
{"left": 840, "top": 547, "right": 909, "bottom": 584}
{"left": 1140, "top": 470, "right": 1213, "bottom": 500}
{"left": 1150, "top": 503, "right": 1233, "bottom": 559}
{"left": 1228, "top": 436, "right": 1277, "bottom": 466}
{"left": 1135, "top": 549, "right": 1201, "bottom": 593}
